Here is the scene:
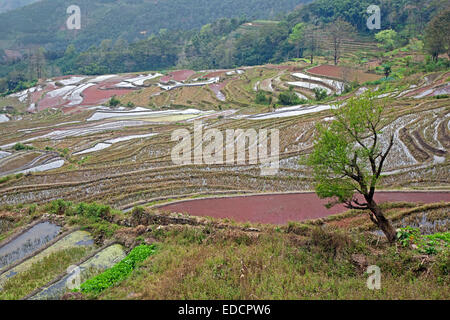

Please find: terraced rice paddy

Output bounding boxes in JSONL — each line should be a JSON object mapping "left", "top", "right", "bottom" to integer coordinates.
{"left": 0, "top": 222, "right": 61, "bottom": 271}
{"left": 29, "top": 244, "right": 126, "bottom": 300}
{"left": 0, "top": 63, "right": 448, "bottom": 221}
{"left": 0, "top": 60, "right": 448, "bottom": 301}
{"left": 0, "top": 218, "right": 134, "bottom": 300}
{"left": 307, "top": 65, "right": 382, "bottom": 83}
{"left": 0, "top": 230, "right": 94, "bottom": 290}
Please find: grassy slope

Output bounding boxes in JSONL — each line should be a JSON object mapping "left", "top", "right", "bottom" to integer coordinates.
{"left": 0, "top": 198, "right": 448, "bottom": 300}
{"left": 100, "top": 225, "right": 449, "bottom": 300}
{"left": 0, "top": 247, "right": 88, "bottom": 300}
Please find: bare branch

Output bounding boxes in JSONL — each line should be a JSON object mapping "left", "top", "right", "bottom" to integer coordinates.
{"left": 376, "top": 133, "right": 395, "bottom": 179}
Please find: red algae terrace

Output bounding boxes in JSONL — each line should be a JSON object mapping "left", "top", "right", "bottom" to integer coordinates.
{"left": 158, "top": 192, "right": 450, "bottom": 224}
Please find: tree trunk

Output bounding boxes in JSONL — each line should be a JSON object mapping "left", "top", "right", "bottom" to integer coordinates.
{"left": 433, "top": 53, "right": 439, "bottom": 62}
{"left": 334, "top": 41, "right": 338, "bottom": 66}
{"left": 368, "top": 200, "right": 397, "bottom": 243}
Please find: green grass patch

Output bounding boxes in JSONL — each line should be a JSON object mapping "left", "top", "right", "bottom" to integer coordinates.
{"left": 0, "top": 247, "right": 88, "bottom": 300}
{"left": 79, "top": 244, "right": 157, "bottom": 296}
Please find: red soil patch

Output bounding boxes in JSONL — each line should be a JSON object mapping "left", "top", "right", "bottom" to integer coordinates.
{"left": 80, "top": 85, "right": 135, "bottom": 105}
{"left": 308, "top": 65, "right": 381, "bottom": 83}
{"left": 34, "top": 84, "right": 67, "bottom": 111}
{"left": 209, "top": 81, "right": 228, "bottom": 100}
{"left": 160, "top": 70, "right": 196, "bottom": 83}
{"left": 308, "top": 65, "right": 348, "bottom": 79}
{"left": 37, "top": 96, "right": 65, "bottom": 111}
{"left": 30, "top": 89, "right": 45, "bottom": 104}
{"left": 158, "top": 192, "right": 450, "bottom": 225}
{"left": 209, "top": 80, "right": 228, "bottom": 93}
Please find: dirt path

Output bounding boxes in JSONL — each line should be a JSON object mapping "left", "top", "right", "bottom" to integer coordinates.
{"left": 157, "top": 192, "right": 450, "bottom": 225}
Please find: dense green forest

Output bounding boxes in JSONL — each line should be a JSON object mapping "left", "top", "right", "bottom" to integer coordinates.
{"left": 0, "top": 0, "right": 41, "bottom": 14}
{"left": 0, "top": 0, "right": 307, "bottom": 51}
{"left": 0, "top": 0, "right": 449, "bottom": 94}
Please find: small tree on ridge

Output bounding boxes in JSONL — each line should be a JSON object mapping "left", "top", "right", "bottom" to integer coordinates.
{"left": 308, "top": 92, "right": 397, "bottom": 242}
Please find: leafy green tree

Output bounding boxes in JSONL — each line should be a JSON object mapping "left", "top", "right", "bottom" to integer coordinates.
{"left": 289, "top": 23, "right": 305, "bottom": 58}
{"left": 308, "top": 92, "right": 397, "bottom": 243}
{"left": 424, "top": 9, "right": 450, "bottom": 61}
{"left": 375, "top": 29, "right": 398, "bottom": 51}
{"left": 382, "top": 64, "right": 392, "bottom": 78}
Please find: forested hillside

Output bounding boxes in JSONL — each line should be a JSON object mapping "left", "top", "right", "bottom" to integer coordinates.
{"left": 0, "top": 0, "right": 448, "bottom": 91}
{"left": 0, "top": 0, "right": 307, "bottom": 51}
{"left": 285, "top": 0, "right": 448, "bottom": 33}
{"left": 0, "top": 0, "right": 41, "bottom": 14}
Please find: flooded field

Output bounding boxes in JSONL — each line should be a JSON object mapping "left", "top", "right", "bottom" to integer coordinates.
{"left": 0, "top": 222, "right": 61, "bottom": 272}
{"left": 29, "top": 244, "right": 126, "bottom": 300}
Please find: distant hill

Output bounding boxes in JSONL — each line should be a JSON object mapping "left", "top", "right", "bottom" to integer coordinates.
{"left": 0, "top": 0, "right": 309, "bottom": 51}
{"left": 0, "top": 0, "right": 41, "bottom": 14}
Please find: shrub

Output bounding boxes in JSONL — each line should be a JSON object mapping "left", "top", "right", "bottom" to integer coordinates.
{"left": 313, "top": 88, "right": 328, "bottom": 101}
{"left": 286, "top": 222, "right": 311, "bottom": 236}
{"left": 75, "top": 202, "right": 111, "bottom": 220}
{"left": 28, "top": 204, "right": 37, "bottom": 215}
{"left": 255, "top": 91, "right": 270, "bottom": 105}
{"left": 278, "top": 89, "right": 306, "bottom": 106}
{"left": 107, "top": 96, "right": 121, "bottom": 107}
{"left": 0, "top": 175, "right": 12, "bottom": 184}
{"left": 47, "top": 199, "right": 73, "bottom": 216}
{"left": 311, "top": 227, "right": 352, "bottom": 257}
{"left": 343, "top": 81, "right": 359, "bottom": 94}
{"left": 13, "top": 143, "right": 34, "bottom": 151}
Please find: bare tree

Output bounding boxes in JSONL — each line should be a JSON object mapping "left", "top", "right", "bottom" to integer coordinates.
{"left": 304, "top": 24, "right": 320, "bottom": 64}
{"left": 327, "top": 19, "right": 355, "bottom": 66}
